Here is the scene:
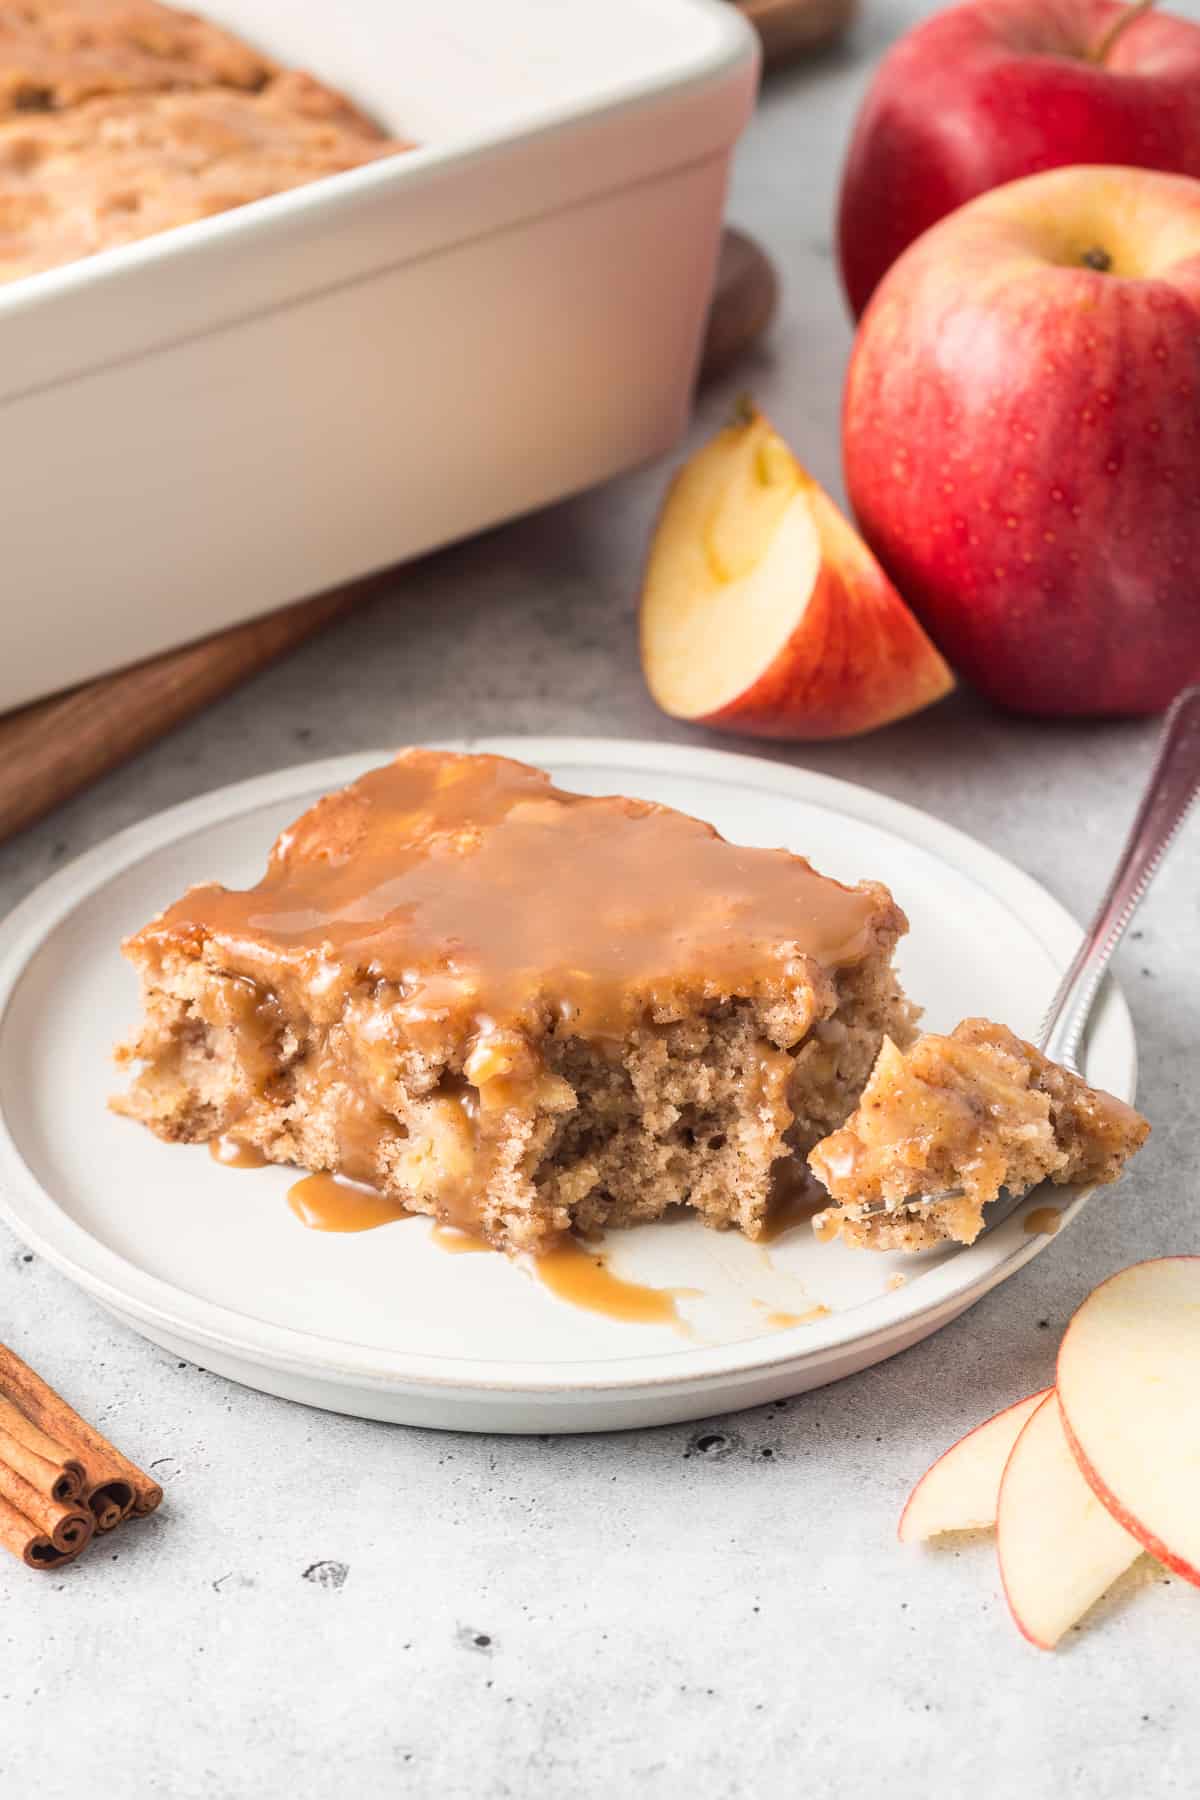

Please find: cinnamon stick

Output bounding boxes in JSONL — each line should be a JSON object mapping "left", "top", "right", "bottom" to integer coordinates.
{"left": 0, "top": 1346, "right": 162, "bottom": 1530}
{"left": 0, "top": 1493, "right": 85, "bottom": 1569}
{"left": 0, "top": 1421, "right": 83, "bottom": 1505}
{"left": 0, "top": 1395, "right": 84, "bottom": 1502}
{"left": 85, "top": 1477, "right": 135, "bottom": 1533}
{"left": 0, "top": 1458, "right": 92, "bottom": 1555}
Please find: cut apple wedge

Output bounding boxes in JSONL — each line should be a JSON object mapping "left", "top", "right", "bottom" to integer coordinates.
{"left": 898, "top": 1390, "right": 1049, "bottom": 1543}
{"left": 997, "top": 1392, "right": 1142, "bottom": 1651}
{"left": 639, "top": 406, "right": 953, "bottom": 740}
{"left": 1057, "top": 1256, "right": 1200, "bottom": 1588}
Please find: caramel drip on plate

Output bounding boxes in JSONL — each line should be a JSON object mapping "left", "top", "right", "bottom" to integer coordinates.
{"left": 1023, "top": 1205, "right": 1062, "bottom": 1236}
{"left": 430, "top": 1224, "right": 493, "bottom": 1255}
{"left": 533, "top": 1238, "right": 684, "bottom": 1326}
{"left": 758, "top": 1161, "right": 825, "bottom": 1243}
{"left": 209, "top": 1134, "right": 267, "bottom": 1169}
{"left": 287, "top": 1172, "right": 411, "bottom": 1234}
{"left": 761, "top": 1306, "right": 830, "bottom": 1329}
{"left": 215, "top": 1147, "right": 694, "bottom": 1321}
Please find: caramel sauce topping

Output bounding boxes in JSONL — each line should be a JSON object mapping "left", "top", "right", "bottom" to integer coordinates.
{"left": 430, "top": 1223, "right": 494, "bottom": 1255}
{"left": 758, "top": 1159, "right": 826, "bottom": 1243}
{"left": 209, "top": 1134, "right": 267, "bottom": 1169}
{"left": 533, "top": 1237, "right": 687, "bottom": 1327}
{"left": 760, "top": 1305, "right": 830, "bottom": 1329}
{"left": 280, "top": 1173, "right": 690, "bottom": 1324}
{"left": 287, "top": 1172, "right": 411, "bottom": 1234}
{"left": 1023, "top": 1205, "right": 1062, "bottom": 1236}
{"left": 144, "top": 750, "right": 889, "bottom": 1044}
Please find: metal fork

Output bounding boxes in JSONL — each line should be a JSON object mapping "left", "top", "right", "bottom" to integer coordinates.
{"left": 852, "top": 683, "right": 1200, "bottom": 1224}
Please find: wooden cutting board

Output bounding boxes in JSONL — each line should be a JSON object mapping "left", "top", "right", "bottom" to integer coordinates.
{"left": 736, "top": 0, "right": 857, "bottom": 61}
{"left": 0, "top": 227, "right": 778, "bottom": 846}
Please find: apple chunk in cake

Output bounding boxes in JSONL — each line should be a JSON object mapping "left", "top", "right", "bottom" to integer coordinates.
{"left": 114, "top": 749, "right": 916, "bottom": 1254}
{"left": 808, "top": 1018, "right": 1148, "bottom": 1251}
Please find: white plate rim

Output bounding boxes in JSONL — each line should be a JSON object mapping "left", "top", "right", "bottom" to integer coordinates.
{"left": 0, "top": 736, "right": 1135, "bottom": 1398}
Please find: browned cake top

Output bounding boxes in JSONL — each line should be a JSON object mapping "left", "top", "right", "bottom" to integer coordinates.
{"left": 0, "top": 71, "right": 399, "bottom": 282}
{"left": 134, "top": 750, "right": 901, "bottom": 1042}
{"left": 0, "top": 1, "right": 409, "bottom": 285}
{"left": 0, "top": 0, "right": 277, "bottom": 116}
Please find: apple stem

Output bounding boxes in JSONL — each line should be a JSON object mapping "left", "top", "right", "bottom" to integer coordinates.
{"left": 1081, "top": 246, "right": 1113, "bottom": 272}
{"left": 733, "top": 392, "right": 758, "bottom": 426}
{"left": 1089, "top": 0, "right": 1155, "bottom": 64}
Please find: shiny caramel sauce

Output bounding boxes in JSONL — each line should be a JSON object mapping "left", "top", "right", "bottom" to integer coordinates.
{"left": 761, "top": 1305, "right": 831, "bottom": 1329}
{"left": 759, "top": 1160, "right": 826, "bottom": 1243}
{"left": 533, "top": 1237, "right": 686, "bottom": 1327}
{"left": 1023, "top": 1205, "right": 1062, "bottom": 1236}
{"left": 209, "top": 1134, "right": 267, "bottom": 1169}
{"left": 287, "top": 1172, "right": 411, "bottom": 1233}
{"left": 210, "top": 1144, "right": 692, "bottom": 1321}
{"left": 430, "top": 1223, "right": 493, "bottom": 1255}
{"left": 142, "top": 749, "right": 887, "bottom": 1048}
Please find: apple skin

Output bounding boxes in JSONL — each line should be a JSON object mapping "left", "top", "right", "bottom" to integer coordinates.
{"left": 843, "top": 164, "right": 1200, "bottom": 718}
{"left": 897, "top": 1389, "right": 1050, "bottom": 1543}
{"left": 1057, "top": 1255, "right": 1200, "bottom": 1588}
{"left": 693, "top": 471, "right": 954, "bottom": 740}
{"left": 640, "top": 409, "right": 953, "bottom": 741}
{"left": 996, "top": 1390, "right": 1141, "bottom": 1650}
{"left": 838, "top": 0, "right": 1200, "bottom": 317}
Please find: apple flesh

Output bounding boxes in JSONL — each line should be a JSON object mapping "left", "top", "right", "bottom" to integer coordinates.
{"left": 838, "top": 0, "right": 1200, "bottom": 317}
{"left": 640, "top": 408, "right": 953, "bottom": 739}
{"left": 844, "top": 164, "right": 1200, "bottom": 718}
{"left": 898, "top": 1390, "right": 1049, "bottom": 1542}
{"left": 1057, "top": 1256, "right": 1200, "bottom": 1587}
{"left": 997, "top": 1392, "right": 1142, "bottom": 1650}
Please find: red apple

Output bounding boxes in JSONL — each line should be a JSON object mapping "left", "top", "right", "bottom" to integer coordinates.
{"left": 996, "top": 1391, "right": 1142, "bottom": 1650}
{"left": 898, "top": 1389, "right": 1049, "bottom": 1542}
{"left": 838, "top": 0, "right": 1200, "bottom": 317}
{"left": 843, "top": 164, "right": 1200, "bottom": 717}
{"left": 639, "top": 407, "right": 953, "bottom": 739}
{"left": 1057, "top": 1256, "right": 1200, "bottom": 1586}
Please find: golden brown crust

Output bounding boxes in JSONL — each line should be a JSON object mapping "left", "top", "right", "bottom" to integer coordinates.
{"left": 0, "top": 0, "right": 277, "bottom": 112}
{"left": 0, "top": 1, "right": 410, "bottom": 284}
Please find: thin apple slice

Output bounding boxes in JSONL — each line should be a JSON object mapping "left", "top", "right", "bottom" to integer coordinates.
{"left": 898, "top": 1389, "right": 1049, "bottom": 1543}
{"left": 1057, "top": 1256, "right": 1200, "bottom": 1587}
{"left": 997, "top": 1392, "right": 1142, "bottom": 1650}
{"left": 639, "top": 407, "right": 953, "bottom": 740}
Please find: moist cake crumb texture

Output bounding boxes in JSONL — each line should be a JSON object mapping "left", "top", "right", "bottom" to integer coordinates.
{"left": 114, "top": 748, "right": 917, "bottom": 1254}
{"left": 0, "top": 0, "right": 410, "bottom": 284}
{"left": 808, "top": 1018, "right": 1149, "bottom": 1251}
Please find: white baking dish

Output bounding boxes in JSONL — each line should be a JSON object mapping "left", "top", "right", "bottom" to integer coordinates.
{"left": 0, "top": 0, "right": 758, "bottom": 712}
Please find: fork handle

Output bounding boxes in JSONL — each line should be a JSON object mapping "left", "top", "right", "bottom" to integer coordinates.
{"left": 1038, "top": 685, "right": 1200, "bottom": 1071}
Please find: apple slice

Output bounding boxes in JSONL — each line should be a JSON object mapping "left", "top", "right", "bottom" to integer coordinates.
{"left": 1057, "top": 1256, "right": 1200, "bottom": 1587}
{"left": 898, "top": 1390, "right": 1049, "bottom": 1543}
{"left": 639, "top": 406, "right": 953, "bottom": 740}
{"left": 997, "top": 1392, "right": 1142, "bottom": 1650}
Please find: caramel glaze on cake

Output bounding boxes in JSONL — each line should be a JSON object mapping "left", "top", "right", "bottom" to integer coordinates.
{"left": 0, "top": 0, "right": 410, "bottom": 285}
{"left": 115, "top": 749, "right": 918, "bottom": 1255}
{"left": 808, "top": 1019, "right": 1149, "bottom": 1252}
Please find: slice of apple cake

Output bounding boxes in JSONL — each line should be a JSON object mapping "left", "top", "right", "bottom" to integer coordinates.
{"left": 114, "top": 748, "right": 917, "bottom": 1254}
{"left": 808, "top": 1018, "right": 1148, "bottom": 1252}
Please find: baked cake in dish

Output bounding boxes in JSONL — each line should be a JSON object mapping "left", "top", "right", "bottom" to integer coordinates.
{"left": 115, "top": 748, "right": 917, "bottom": 1255}
{"left": 808, "top": 1018, "right": 1148, "bottom": 1252}
{"left": 0, "top": 0, "right": 275, "bottom": 112}
{"left": 0, "top": 0, "right": 409, "bottom": 284}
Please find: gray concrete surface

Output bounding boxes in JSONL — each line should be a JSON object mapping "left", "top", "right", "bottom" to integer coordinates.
{"left": 3, "top": 4, "right": 1199, "bottom": 1795}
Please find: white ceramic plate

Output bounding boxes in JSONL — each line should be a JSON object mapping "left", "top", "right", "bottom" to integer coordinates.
{"left": 0, "top": 738, "right": 1135, "bottom": 1433}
